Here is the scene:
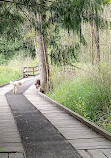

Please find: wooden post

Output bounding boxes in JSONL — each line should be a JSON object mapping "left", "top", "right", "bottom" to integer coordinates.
{"left": 33, "top": 67, "right": 34, "bottom": 76}
{"left": 22, "top": 67, "right": 25, "bottom": 78}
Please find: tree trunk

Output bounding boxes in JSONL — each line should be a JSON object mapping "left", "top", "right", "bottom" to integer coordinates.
{"left": 95, "top": 25, "right": 100, "bottom": 63}
{"left": 42, "top": 36, "right": 50, "bottom": 82}
{"left": 34, "top": 38, "right": 38, "bottom": 57}
{"left": 90, "top": 22, "right": 95, "bottom": 65}
{"left": 91, "top": 22, "right": 101, "bottom": 64}
{"left": 35, "top": 12, "right": 49, "bottom": 92}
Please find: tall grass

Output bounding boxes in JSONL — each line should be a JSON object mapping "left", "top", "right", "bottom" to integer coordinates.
{"left": 47, "top": 63, "right": 111, "bottom": 133}
{"left": 0, "top": 55, "right": 38, "bottom": 85}
{"left": 0, "top": 66, "right": 22, "bottom": 85}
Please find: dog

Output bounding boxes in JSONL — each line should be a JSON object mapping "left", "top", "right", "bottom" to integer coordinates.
{"left": 35, "top": 79, "right": 41, "bottom": 89}
{"left": 35, "top": 79, "right": 45, "bottom": 94}
{"left": 10, "top": 81, "right": 22, "bottom": 94}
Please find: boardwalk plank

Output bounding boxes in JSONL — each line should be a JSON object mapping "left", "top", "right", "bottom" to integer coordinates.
{"left": 47, "top": 122, "right": 88, "bottom": 128}
{"left": 101, "top": 149, "right": 111, "bottom": 158}
{"left": 48, "top": 119, "right": 88, "bottom": 126}
{"left": 0, "top": 109, "right": 11, "bottom": 113}
{"left": 0, "top": 143, "right": 24, "bottom": 152}
{"left": 0, "top": 96, "right": 9, "bottom": 104}
{"left": 0, "top": 123, "right": 17, "bottom": 127}
{"left": 36, "top": 106, "right": 61, "bottom": 110}
{"left": 40, "top": 110, "right": 64, "bottom": 114}
{"left": 69, "top": 138, "right": 111, "bottom": 150}
{"left": 60, "top": 132, "right": 102, "bottom": 139}
{"left": 0, "top": 153, "right": 8, "bottom": 158}
{"left": 88, "top": 149, "right": 107, "bottom": 158}
{"left": 0, "top": 137, "right": 21, "bottom": 143}
{"left": 77, "top": 150, "right": 91, "bottom": 158}
{"left": 9, "top": 153, "right": 24, "bottom": 158}
{"left": 0, "top": 113, "right": 15, "bottom": 119}
{"left": 30, "top": 100, "right": 51, "bottom": 105}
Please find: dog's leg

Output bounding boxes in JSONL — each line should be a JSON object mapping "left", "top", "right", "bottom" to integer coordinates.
{"left": 13, "top": 86, "right": 18, "bottom": 94}
{"left": 15, "top": 86, "right": 18, "bottom": 94}
{"left": 13, "top": 87, "right": 15, "bottom": 94}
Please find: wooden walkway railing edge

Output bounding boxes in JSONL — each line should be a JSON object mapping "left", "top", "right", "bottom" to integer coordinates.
{"left": 23, "top": 65, "right": 39, "bottom": 78}
{"left": 38, "top": 91, "right": 111, "bottom": 142}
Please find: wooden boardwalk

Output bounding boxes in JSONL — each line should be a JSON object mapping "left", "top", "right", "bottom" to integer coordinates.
{"left": 0, "top": 77, "right": 111, "bottom": 158}
{"left": 0, "top": 78, "right": 32, "bottom": 158}
{"left": 24, "top": 84, "right": 111, "bottom": 158}
{"left": 0, "top": 84, "right": 25, "bottom": 158}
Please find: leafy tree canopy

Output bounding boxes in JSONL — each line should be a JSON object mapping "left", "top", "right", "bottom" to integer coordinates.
{"left": 0, "top": 2, "right": 24, "bottom": 39}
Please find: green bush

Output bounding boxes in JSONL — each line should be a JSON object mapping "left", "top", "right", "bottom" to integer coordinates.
{"left": 0, "top": 54, "right": 8, "bottom": 65}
